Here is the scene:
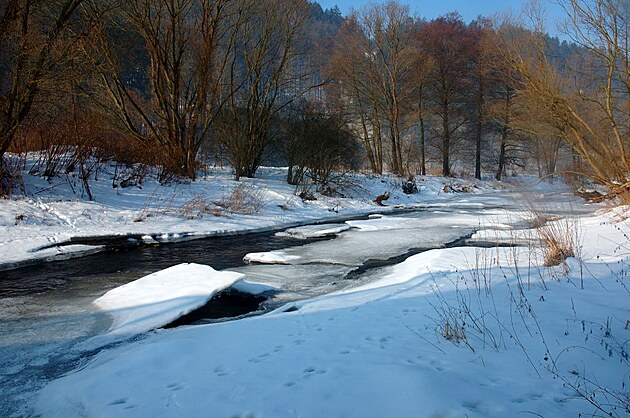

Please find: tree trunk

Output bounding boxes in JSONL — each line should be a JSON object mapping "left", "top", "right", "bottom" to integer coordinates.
{"left": 442, "top": 104, "right": 450, "bottom": 177}
{"left": 390, "top": 124, "right": 401, "bottom": 175}
{"left": 474, "top": 73, "right": 483, "bottom": 179}
{"left": 419, "top": 115, "right": 426, "bottom": 176}
{"left": 0, "top": 131, "right": 13, "bottom": 159}
{"left": 495, "top": 128, "right": 507, "bottom": 181}
{"left": 374, "top": 118, "right": 383, "bottom": 174}
{"left": 475, "top": 119, "right": 482, "bottom": 179}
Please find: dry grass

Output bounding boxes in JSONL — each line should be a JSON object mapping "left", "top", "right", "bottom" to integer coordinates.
{"left": 532, "top": 213, "right": 579, "bottom": 267}
{"left": 217, "top": 183, "right": 266, "bottom": 214}
{"left": 178, "top": 195, "right": 223, "bottom": 219}
{"left": 443, "top": 319, "right": 467, "bottom": 343}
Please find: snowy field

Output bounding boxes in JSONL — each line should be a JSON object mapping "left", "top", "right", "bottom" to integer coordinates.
{"left": 35, "top": 205, "right": 630, "bottom": 417}
{"left": 1, "top": 161, "right": 628, "bottom": 417}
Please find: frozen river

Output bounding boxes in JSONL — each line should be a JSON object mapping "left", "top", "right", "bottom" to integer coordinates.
{"left": 0, "top": 189, "right": 589, "bottom": 416}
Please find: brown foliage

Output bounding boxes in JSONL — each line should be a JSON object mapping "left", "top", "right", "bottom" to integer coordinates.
{"left": 0, "top": 0, "right": 85, "bottom": 160}
{"left": 418, "top": 13, "right": 478, "bottom": 177}
{"left": 498, "top": 0, "right": 630, "bottom": 200}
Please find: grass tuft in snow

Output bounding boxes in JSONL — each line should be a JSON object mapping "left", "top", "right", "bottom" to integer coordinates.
{"left": 177, "top": 194, "right": 222, "bottom": 219}
{"left": 217, "top": 183, "right": 266, "bottom": 214}
{"left": 536, "top": 215, "right": 579, "bottom": 267}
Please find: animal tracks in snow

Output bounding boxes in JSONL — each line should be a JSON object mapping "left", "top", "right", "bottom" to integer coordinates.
{"left": 284, "top": 367, "right": 328, "bottom": 388}
{"left": 107, "top": 397, "right": 138, "bottom": 410}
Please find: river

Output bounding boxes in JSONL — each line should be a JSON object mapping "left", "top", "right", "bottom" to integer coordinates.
{"left": 0, "top": 189, "right": 589, "bottom": 417}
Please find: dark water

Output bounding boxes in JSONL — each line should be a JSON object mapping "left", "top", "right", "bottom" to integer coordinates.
{"left": 0, "top": 230, "right": 334, "bottom": 418}
{"left": 0, "top": 232, "right": 326, "bottom": 298}
{"left": 164, "top": 289, "right": 269, "bottom": 328}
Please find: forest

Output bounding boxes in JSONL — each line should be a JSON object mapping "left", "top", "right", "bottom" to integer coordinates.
{"left": 0, "top": 0, "right": 628, "bottom": 201}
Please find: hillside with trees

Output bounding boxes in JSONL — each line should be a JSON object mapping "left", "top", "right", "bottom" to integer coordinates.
{"left": 1, "top": 2, "right": 629, "bottom": 417}
{"left": 0, "top": 0, "right": 627, "bottom": 201}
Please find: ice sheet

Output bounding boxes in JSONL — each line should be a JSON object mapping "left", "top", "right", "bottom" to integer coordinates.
{"left": 94, "top": 263, "right": 244, "bottom": 335}
{"left": 243, "top": 251, "right": 302, "bottom": 264}
{"left": 275, "top": 223, "right": 352, "bottom": 239}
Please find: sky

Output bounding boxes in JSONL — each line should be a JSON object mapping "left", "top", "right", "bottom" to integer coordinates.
{"left": 316, "top": 0, "right": 567, "bottom": 36}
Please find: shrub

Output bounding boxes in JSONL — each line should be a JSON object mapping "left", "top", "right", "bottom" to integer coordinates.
{"left": 177, "top": 195, "right": 222, "bottom": 219}
{"left": 217, "top": 183, "right": 266, "bottom": 214}
{"left": 280, "top": 103, "right": 360, "bottom": 190}
{"left": 0, "top": 157, "right": 24, "bottom": 198}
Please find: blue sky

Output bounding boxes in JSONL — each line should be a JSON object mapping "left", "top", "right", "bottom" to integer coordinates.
{"left": 316, "top": 0, "right": 566, "bottom": 35}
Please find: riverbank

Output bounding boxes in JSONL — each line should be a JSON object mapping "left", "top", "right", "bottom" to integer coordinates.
{"left": 34, "top": 201, "right": 629, "bottom": 417}
{"left": 1, "top": 162, "right": 509, "bottom": 270}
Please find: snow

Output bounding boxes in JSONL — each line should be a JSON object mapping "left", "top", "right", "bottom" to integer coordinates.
{"left": 243, "top": 250, "right": 302, "bottom": 264}
{"left": 231, "top": 279, "right": 281, "bottom": 295}
{"left": 34, "top": 206, "right": 630, "bottom": 418}
{"left": 93, "top": 263, "right": 244, "bottom": 335}
{"left": 275, "top": 223, "right": 352, "bottom": 239}
{"left": 0, "top": 162, "right": 513, "bottom": 270}
{"left": 469, "top": 227, "right": 538, "bottom": 245}
{"left": 4, "top": 157, "right": 627, "bottom": 417}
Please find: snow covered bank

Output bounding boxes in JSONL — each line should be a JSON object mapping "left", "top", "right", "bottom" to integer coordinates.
{"left": 35, "top": 207, "right": 629, "bottom": 417}
{"left": 1, "top": 164, "right": 521, "bottom": 270}
{"left": 94, "top": 263, "right": 245, "bottom": 335}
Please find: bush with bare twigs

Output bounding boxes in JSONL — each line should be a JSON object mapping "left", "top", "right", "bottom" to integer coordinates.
{"left": 177, "top": 195, "right": 222, "bottom": 219}
{"left": 0, "top": 157, "right": 24, "bottom": 198}
{"left": 216, "top": 183, "right": 266, "bottom": 214}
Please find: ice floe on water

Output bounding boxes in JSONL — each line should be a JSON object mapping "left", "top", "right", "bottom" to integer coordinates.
{"left": 275, "top": 223, "right": 352, "bottom": 239}
{"left": 243, "top": 250, "right": 302, "bottom": 264}
{"left": 93, "top": 263, "right": 244, "bottom": 335}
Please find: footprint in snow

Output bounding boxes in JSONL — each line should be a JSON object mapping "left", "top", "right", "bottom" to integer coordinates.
{"left": 247, "top": 353, "right": 271, "bottom": 364}
{"left": 303, "top": 367, "right": 327, "bottom": 378}
{"left": 214, "top": 366, "right": 230, "bottom": 376}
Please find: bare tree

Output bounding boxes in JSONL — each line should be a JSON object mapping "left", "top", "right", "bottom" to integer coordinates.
{"left": 0, "top": 0, "right": 84, "bottom": 161}
{"left": 468, "top": 18, "right": 494, "bottom": 180}
{"left": 218, "top": 0, "right": 312, "bottom": 180}
{"left": 363, "top": 1, "right": 417, "bottom": 175}
{"left": 500, "top": 0, "right": 630, "bottom": 200}
{"left": 419, "top": 13, "right": 477, "bottom": 177}
{"left": 483, "top": 24, "right": 519, "bottom": 180}
{"left": 90, "top": 0, "right": 238, "bottom": 180}
{"left": 329, "top": 1, "right": 419, "bottom": 176}
{"left": 328, "top": 16, "right": 385, "bottom": 174}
